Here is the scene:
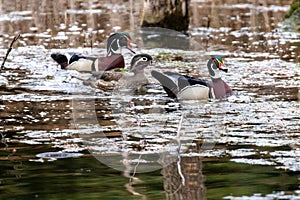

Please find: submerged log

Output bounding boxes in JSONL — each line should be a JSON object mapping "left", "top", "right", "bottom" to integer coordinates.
{"left": 141, "top": 0, "right": 190, "bottom": 32}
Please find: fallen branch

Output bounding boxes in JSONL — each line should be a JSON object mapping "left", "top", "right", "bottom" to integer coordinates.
{"left": 1, "top": 34, "right": 20, "bottom": 70}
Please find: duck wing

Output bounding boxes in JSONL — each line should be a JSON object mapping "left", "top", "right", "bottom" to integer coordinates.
{"left": 178, "top": 75, "right": 210, "bottom": 90}
{"left": 151, "top": 70, "right": 178, "bottom": 98}
{"left": 164, "top": 72, "right": 210, "bottom": 90}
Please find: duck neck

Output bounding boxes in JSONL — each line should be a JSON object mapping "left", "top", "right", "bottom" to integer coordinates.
{"left": 211, "top": 77, "right": 222, "bottom": 82}
{"left": 133, "top": 69, "right": 145, "bottom": 76}
{"left": 61, "top": 62, "right": 68, "bottom": 69}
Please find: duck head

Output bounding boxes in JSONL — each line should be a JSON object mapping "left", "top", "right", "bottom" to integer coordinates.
{"left": 129, "top": 54, "right": 153, "bottom": 74}
{"left": 207, "top": 56, "right": 228, "bottom": 80}
{"left": 107, "top": 32, "right": 135, "bottom": 56}
{"left": 50, "top": 53, "right": 67, "bottom": 69}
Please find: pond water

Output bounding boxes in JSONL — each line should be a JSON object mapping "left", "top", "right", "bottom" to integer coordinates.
{"left": 0, "top": 0, "right": 300, "bottom": 199}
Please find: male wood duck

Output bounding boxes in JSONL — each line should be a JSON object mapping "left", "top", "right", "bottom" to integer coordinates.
{"left": 80, "top": 53, "right": 153, "bottom": 91}
{"left": 151, "top": 56, "right": 232, "bottom": 100}
{"left": 51, "top": 32, "right": 135, "bottom": 72}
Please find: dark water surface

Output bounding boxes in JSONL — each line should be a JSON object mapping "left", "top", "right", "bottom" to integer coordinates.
{"left": 0, "top": 0, "right": 300, "bottom": 199}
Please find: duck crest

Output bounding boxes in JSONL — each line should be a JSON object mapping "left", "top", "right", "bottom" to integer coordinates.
{"left": 106, "top": 32, "right": 131, "bottom": 56}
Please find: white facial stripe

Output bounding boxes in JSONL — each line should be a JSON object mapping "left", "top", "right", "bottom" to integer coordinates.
{"left": 108, "top": 38, "right": 119, "bottom": 55}
{"left": 131, "top": 58, "right": 142, "bottom": 69}
{"left": 209, "top": 62, "right": 221, "bottom": 79}
{"left": 131, "top": 57, "right": 149, "bottom": 70}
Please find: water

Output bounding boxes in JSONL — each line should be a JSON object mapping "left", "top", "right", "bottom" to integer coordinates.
{"left": 0, "top": 0, "right": 300, "bottom": 199}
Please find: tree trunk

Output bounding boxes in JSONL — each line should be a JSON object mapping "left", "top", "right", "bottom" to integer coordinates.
{"left": 141, "top": 0, "right": 190, "bottom": 32}
{"left": 161, "top": 155, "right": 206, "bottom": 200}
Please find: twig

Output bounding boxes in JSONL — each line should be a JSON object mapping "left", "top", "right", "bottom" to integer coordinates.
{"left": 176, "top": 114, "right": 185, "bottom": 186}
{"left": 71, "top": 75, "right": 89, "bottom": 82}
{"left": 0, "top": 132, "right": 8, "bottom": 149}
{"left": 123, "top": 152, "right": 146, "bottom": 199}
{"left": 131, "top": 153, "right": 142, "bottom": 178}
{"left": 71, "top": 75, "right": 96, "bottom": 88}
{"left": 1, "top": 34, "right": 20, "bottom": 70}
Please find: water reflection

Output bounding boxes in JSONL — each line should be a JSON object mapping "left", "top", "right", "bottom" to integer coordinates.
{"left": 189, "top": 0, "right": 299, "bottom": 62}
{"left": 0, "top": 0, "right": 143, "bottom": 49}
{"left": 0, "top": 0, "right": 300, "bottom": 199}
{"left": 0, "top": 0, "right": 298, "bottom": 61}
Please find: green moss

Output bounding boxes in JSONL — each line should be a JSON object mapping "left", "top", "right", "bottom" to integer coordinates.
{"left": 285, "top": 0, "right": 300, "bottom": 18}
{"left": 282, "top": 0, "right": 300, "bottom": 30}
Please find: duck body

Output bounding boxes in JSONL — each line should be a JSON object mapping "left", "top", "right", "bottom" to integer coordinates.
{"left": 52, "top": 53, "right": 125, "bottom": 72}
{"left": 51, "top": 32, "right": 133, "bottom": 72}
{"left": 151, "top": 56, "right": 232, "bottom": 100}
{"left": 83, "top": 54, "right": 153, "bottom": 91}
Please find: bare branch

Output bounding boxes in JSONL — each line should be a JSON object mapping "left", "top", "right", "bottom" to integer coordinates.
{"left": 1, "top": 34, "right": 20, "bottom": 70}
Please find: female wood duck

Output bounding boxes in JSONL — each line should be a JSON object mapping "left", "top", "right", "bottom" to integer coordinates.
{"left": 51, "top": 32, "right": 135, "bottom": 72}
{"left": 151, "top": 56, "right": 232, "bottom": 100}
{"left": 81, "top": 54, "right": 153, "bottom": 91}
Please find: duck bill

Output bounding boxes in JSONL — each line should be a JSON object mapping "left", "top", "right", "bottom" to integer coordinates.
{"left": 220, "top": 68, "right": 228, "bottom": 73}
{"left": 219, "top": 63, "right": 228, "bottom": 73}
{"left": 126, "top": 40, "right": 137, "bottom": 54}
{"left": 126, "top": 46, "right": 136, "bottom": 54}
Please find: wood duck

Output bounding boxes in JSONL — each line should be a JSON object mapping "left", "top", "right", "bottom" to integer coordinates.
{"left": 151, "top": 56, "right": 232, "bottom": 100}
{"left": 51, "top": 32, "right": 135, "bottom": 72}
{"left": 81, "top": 54, "right": 153, "bottom": 91}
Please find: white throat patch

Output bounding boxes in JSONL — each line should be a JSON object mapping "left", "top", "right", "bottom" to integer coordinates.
{"left": 209, "top": 63, "right": 221, "bottom": 79}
